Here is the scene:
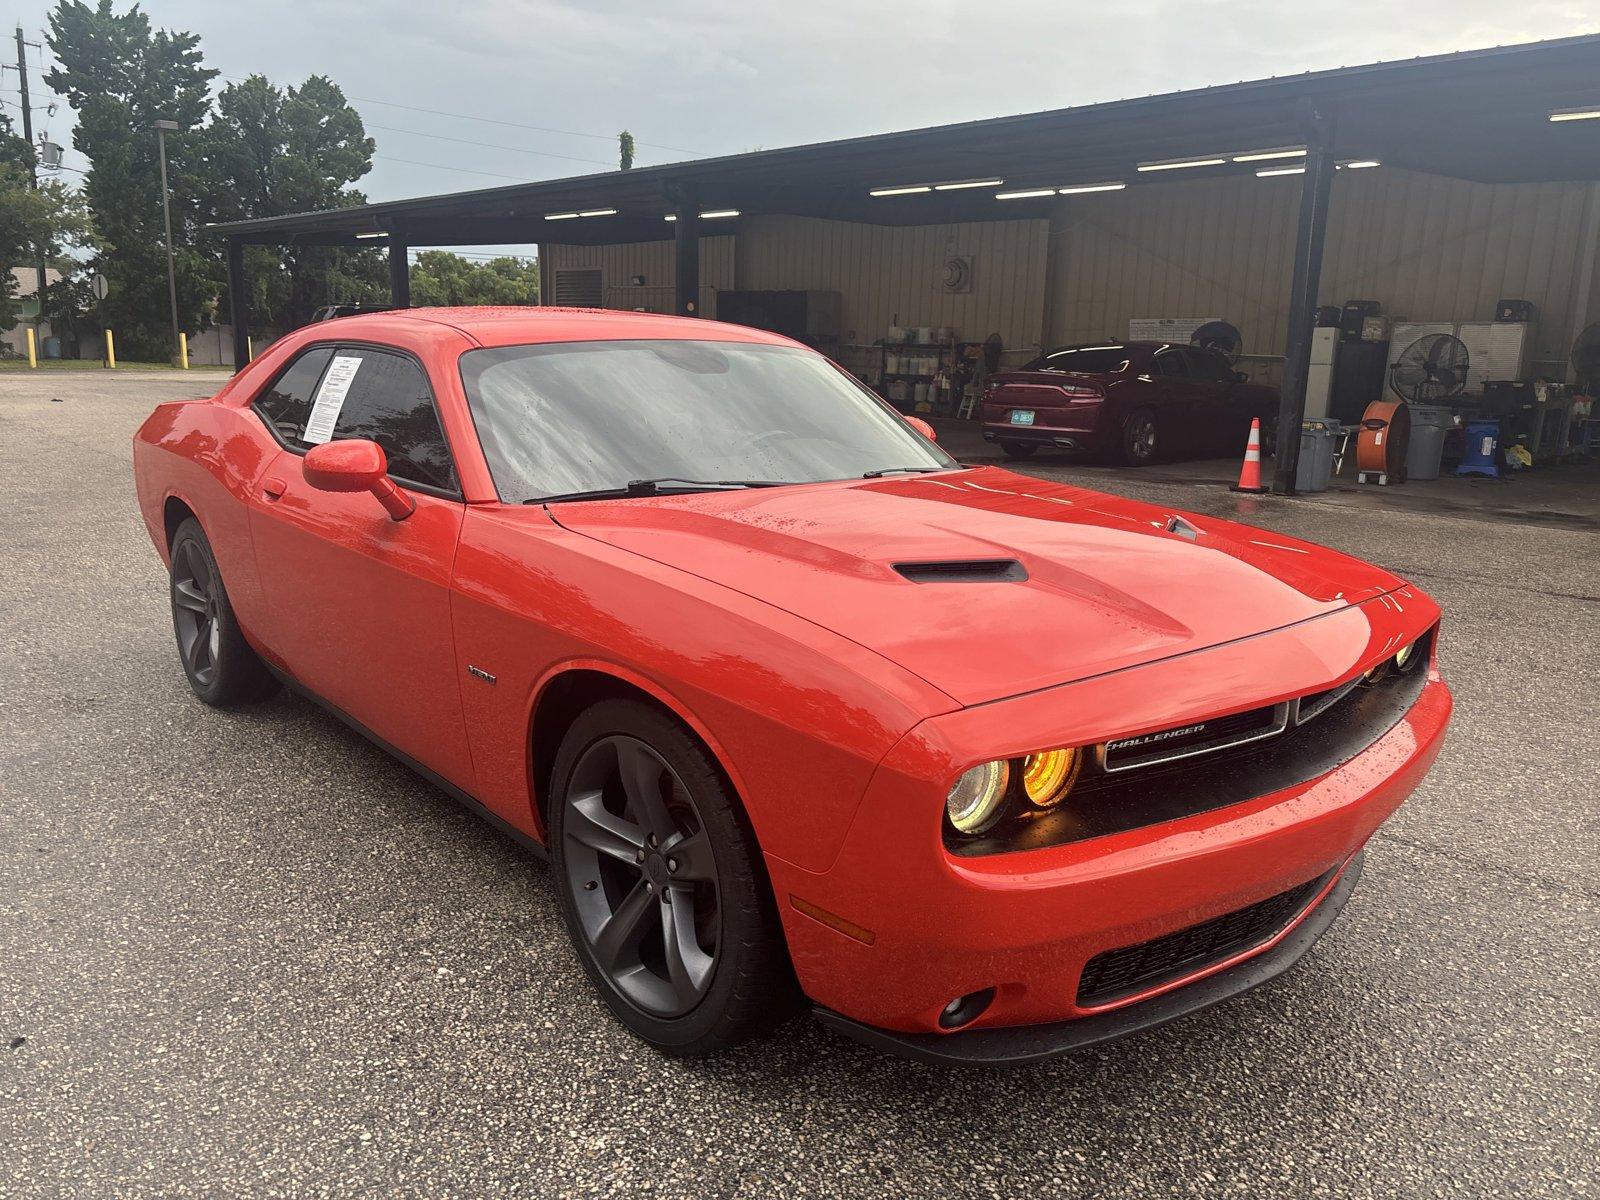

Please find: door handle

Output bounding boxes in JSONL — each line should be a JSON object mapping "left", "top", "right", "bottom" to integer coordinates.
{"left": 261, "top": 476, "right": 287, "bottom": 500}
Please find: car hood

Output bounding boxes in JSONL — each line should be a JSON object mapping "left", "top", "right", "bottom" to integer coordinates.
{"left": 548, "top": 466, "right": 1403, "bottom": 706}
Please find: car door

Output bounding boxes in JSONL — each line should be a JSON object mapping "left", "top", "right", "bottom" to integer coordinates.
{"left": 245, "top": 342, "right": 475, "bottom": 790}
{"left": 1180, "top": 346, "right": 1243, "bottom": 453}
{"left": 1150, "top": 347, "right": 1206, "bottom": 454}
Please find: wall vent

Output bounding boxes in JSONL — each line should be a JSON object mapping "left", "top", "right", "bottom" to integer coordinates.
{"left": 552, "top": 268, "right": 603, "bottom": 307}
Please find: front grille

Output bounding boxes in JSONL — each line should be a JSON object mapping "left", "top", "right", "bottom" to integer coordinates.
{"left": 1075, "top": 868, "right": 1336, "bottom": 1007}
{"left": 1100, "top": 703, "right": 1287, "bottom": 772}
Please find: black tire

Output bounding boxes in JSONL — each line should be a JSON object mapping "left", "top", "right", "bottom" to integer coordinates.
{"left": 999, "top": 441, "right": 1038, "bottom": 460}
{"left": 168, "top": 518, "right": 278, "bottom": 707}
{"left": 549, "top": 698, "right": 796, "bottom": 1056}
{"left": 1119, "top": 407, "right": 1161, "bottom": 467}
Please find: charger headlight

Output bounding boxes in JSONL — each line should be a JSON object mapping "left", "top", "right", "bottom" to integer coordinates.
{"left": 946, "top": 760, "right": 1011, "bottom": 835}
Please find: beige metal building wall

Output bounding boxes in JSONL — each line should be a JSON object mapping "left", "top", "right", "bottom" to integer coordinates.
{"left": 544, "top": 236, "right": 735, "bottom": 317}
{"left": 1043, "top": 168, "right": 1600, "bottom": 378}
{"left": 734, "top": 215, "right": 1050, "bottom": 351}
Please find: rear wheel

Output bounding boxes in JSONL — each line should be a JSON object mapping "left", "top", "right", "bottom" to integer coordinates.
{"left": 168, "top": 518, "right": 277, "bottom": 707}
{"left": 549, "top": 699, "right": 796, "bottom": 1055}
{"left": 999, "top": 441, "right": 1038, "bottom": 460}
{"left": 1119, "top": 408, "right": 1160, "bottom": 467}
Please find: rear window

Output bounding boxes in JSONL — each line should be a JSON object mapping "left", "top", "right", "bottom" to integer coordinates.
{"left": 1024, "top": 345, "right": 1131, "bottom": 375}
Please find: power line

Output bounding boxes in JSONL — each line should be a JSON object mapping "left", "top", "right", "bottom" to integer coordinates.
{"left": 212, "top": 71, "right": 702, "bottom": 156}
{"left": 372, "top": 153, "right": 536, "bottom": 183}
{"left": 365, "top": 122, "right": 615, "bottom": 168}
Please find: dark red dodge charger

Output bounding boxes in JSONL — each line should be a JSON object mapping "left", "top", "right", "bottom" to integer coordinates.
{"left": 133, "top": 307, "right": 1449, "bottom": 1064}
{"left": 981, "top": 341, "right": 1279, "bottom": 466}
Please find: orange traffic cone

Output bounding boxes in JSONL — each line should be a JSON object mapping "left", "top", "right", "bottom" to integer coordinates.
{"left": 1230, "top": 418, "right": 1269, "bottom": 494}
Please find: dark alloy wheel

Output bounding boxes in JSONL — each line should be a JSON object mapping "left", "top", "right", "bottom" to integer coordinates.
{"left": 1120, "top": 408, "right": 1160, "bottom": 467}
{"left": 999, "top": 440, "right": 1038, "bottom": 460}
{"left": 562, "top": 734, "right": 719, "bottom": 1017}
{"left": 168, "top": 518, "right": 277, "bottom": 707}
{"left": 550, "top": 699, "right": 796, "bottom": 1054}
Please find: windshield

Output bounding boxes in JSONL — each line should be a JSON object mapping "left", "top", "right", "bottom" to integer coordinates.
{"left": 460, "top": 339, "right": 956, "bottom": 503}
{"left": 1023, "top": 345, "right": 1132, "bottom": 374}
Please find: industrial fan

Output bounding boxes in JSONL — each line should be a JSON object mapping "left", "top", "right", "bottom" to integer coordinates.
{"left": 1388, "top": 333, "right": 1469, "bottom": 404}
{"left": 1191, "top": 320, "right": 1243, "bottom": 363}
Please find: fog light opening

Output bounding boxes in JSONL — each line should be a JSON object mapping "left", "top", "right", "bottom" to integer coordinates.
{"left": 938, "top": 987, "right": 996, "bottom": 1030}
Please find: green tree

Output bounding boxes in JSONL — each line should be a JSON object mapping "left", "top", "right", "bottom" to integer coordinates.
{"left": 619, "top": 130, "right": 635, "bottom": 171}
{"left": 0, "top": 112, "right": 91, "bottom": 339}
{"left": 199, "top": 73, "right": 384, "bottom": 330}
{"left": 45, "top": 0, "right": 218, "bottom": 360}
{"left": 410, "top": 251, "right": 540, "bottom": 307}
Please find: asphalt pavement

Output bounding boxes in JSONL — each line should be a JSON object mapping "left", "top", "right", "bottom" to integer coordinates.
{"left": 2, "top": 370, "right": 1595, "bottom": 1198}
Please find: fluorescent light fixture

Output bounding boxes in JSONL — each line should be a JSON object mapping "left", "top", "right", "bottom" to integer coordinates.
{"left": 355, "top": 232, "right": 387, "bottom": 239}
{"left": 870, "top": 185, "right": 933, "bottom": 196}
{"left": 933, "top": 179, "right": 1003, "bottom": 191}
{"left": 1340, "top": 160, "right": 1380, "bottom": 169}
{"left": 1256, "top": 166, "right": 1305, "bottom": 177}
{"left": 1137, "top": 157, "right": 1227, "bottom": 172}
{"left": 995, "top": 188, "right": 1057, "bottom": 200}
{"left": 1231, "top": 147, "right": 1306, "bottom": 163}
{"left": 1549, "top": 108, "right": 1600, "bottom": 122}
{"left": 578, "top": 208, "right": 618, "bottom": 217}
{"left": 663, "top": 213, "right": 677, "bottom": 221}
{"left": 544, "top": 212, "right": 581, "bottom": 221}
{"left": 1057, "top": 182, "right": 1126, "bottom": 195}
{"left": 699, "top": 209, "right": 740, "bottom": 219}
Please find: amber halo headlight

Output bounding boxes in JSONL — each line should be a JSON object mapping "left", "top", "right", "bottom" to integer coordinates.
{"left": 1021, "top": 748, "right": 1082, "bottom": 809}
{"left": 946, "top": 760, "right": 1011, "bottom": 835}
{"left": 1394, "top": 639, "right": 1422, "bottom": 672}
{"left": 1362, "top": 659, "right": 1391, "bottom": 685}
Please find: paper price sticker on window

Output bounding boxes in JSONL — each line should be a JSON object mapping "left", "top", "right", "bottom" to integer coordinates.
{"left": 303, "top": 355, "right": 364, "bottom": 445}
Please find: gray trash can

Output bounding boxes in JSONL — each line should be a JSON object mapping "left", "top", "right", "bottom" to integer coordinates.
{"left": 1295, "top": 420, "right": 1343, "bottom": 492}
{"left": 1405, "top": 404, "right": 1455, "bottom": 481}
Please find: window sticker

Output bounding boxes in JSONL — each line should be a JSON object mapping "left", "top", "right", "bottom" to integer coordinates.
{"left": 302, "top": 355, "right": 363, "bottom": 444}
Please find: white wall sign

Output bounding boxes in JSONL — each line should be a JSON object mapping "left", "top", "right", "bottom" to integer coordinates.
{"left": 303, "top": 355, "right": 363, "bottom": 445}
{"left": 1128, "top": 317, "right": 1222, "bottom": 345}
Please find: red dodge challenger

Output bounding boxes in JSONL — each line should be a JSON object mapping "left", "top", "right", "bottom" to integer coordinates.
{"left": 133, "top": 307, "right": 1451, "bottom": 1064}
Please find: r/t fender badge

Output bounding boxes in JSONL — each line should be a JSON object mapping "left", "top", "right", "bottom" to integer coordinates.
{"left": 467, "top": 665, "right": 497, "bottom": 684}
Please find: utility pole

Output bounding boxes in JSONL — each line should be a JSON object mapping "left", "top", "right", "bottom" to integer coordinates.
{"left": 154, "top": 120, "right": 182, "bottom": 366}
{"left": 14, "top": 25, "right": 50, "bottom": 348}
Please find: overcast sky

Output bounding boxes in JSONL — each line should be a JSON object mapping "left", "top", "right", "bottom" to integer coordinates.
{"left": 5, "top": 0, "right": 1596, "bottom": 246}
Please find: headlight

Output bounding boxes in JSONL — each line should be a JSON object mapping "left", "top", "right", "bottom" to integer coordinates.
{"left": 1362, "top": 660, "right": 1390, "bottom": 684}
{"left": 946, "top": 760, "right": 1011, "bottom": 835}
{"left": 1021, "top": 748, "right": 1081, "bottom": 808}
{"left": 1394, "top": 639, "right": 1421, "bottom": 672}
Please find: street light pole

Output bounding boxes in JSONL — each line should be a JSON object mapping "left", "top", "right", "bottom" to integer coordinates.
{"left": 154, "top": 120, "right": 182, "bottom": 366}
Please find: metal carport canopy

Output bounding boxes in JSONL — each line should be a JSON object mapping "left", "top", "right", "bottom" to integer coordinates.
{"left": 211, "top": 34, "right": 1600, "bottom": 250}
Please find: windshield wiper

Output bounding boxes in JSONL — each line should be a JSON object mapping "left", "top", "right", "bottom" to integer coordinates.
{"left": 525, "top": 477, "right": 787, "bottom": 505}
{"left": 862, "top": 466, "right": 945, "bottom": 478}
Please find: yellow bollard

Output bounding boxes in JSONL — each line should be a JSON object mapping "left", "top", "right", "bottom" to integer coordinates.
{"left": 104, "top": 329, "right": 116, "bottom": 369}
{"left": 25, "top": 327, "right": 37, "bottom": 368}
{"left": 179, "top": 332, "right": 189, "bottom": 369}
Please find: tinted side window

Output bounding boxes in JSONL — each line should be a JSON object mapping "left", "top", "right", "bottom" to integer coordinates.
{"left": 1153, "top": 351, "right": 1188, "bottom": 379}
{"left": 1183, "top": 347, "right": 1232, "bottom": 382}
{"left": 254, "top": 347, "right": 334, "bottom": 443}
{"left": 330, "top": 349, "right": 457, "bottom": 492}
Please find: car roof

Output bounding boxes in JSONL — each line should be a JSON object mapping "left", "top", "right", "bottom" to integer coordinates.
{"left": 316, "top": 306, "right": 803, "bottom": 350}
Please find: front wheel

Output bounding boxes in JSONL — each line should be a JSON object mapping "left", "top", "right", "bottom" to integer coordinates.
{"left": 549, "top": 699, "right": 797, "bottom": 1055}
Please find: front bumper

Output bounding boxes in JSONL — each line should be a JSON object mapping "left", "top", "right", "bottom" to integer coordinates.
{"left": 766, "top": 601, "right": 1451, "bottom": 1048}
{"left": 816, "top": 852, "right": 1362, "bottom": 1066}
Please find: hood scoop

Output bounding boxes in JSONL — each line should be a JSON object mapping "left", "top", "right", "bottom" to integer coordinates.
{"left": 893, "top": 559, "right": 1028, "bottom": 583}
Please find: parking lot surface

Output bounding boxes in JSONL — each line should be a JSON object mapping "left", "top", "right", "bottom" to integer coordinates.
{"left": 2, "top": 371, "right": 1595, "bottom": 1198}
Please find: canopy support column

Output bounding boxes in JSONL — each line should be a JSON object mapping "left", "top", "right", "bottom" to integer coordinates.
{"left": 226, "top": 237, "right": 250, "bottom": 373}
{"left": 674, "top": 209, "right": 700, "bottom": 317}
{"left": 1272, "top": 108, "right": 1337, "bottom": 495}
{"left": 388, "top": 230, "right": 411, "bottom": 309}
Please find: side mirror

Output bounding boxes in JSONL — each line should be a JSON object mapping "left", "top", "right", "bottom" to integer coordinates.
{"left": 905, "top": 416, "right": 937, "bottom": 441}
{"left": 302, "top": 439, "right": 415, "bottom": 521}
